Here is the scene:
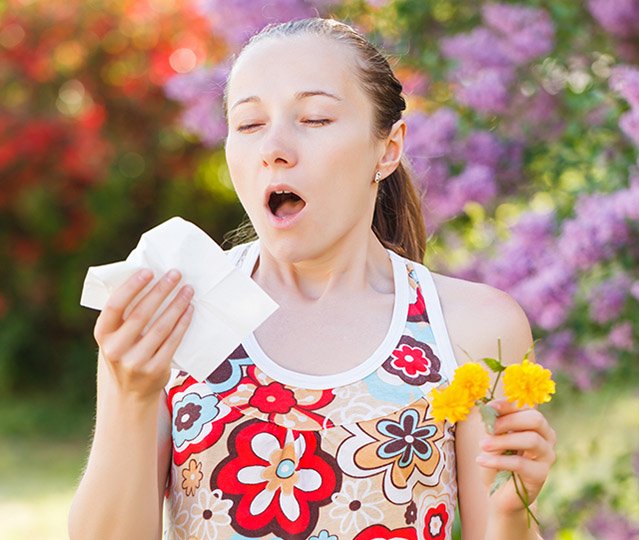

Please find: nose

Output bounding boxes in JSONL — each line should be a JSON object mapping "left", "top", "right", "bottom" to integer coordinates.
{"left": 259, "top": 121, "right": 298, "bottom": 169}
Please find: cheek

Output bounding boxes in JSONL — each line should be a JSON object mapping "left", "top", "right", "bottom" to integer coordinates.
{"left": 226, "top": 142, "right": 258, "bottom": 208}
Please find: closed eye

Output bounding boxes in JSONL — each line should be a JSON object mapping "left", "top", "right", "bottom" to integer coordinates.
{"left": 237, "top": 118, "right": 333, "bottom": 132}
{"left": 236, "top": 123, "right": 262, "bottom": 132}
{"left": 303, "top": 119, "right": 332, "bottom": 126}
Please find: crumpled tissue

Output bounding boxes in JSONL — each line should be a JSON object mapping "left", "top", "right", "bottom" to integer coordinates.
{"left": 80, "top": 216, "right": 278, "bottom": 381}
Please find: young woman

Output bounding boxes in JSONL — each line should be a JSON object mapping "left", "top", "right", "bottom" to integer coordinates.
{"left": 69, "top": 17, "right": 556, "bottom": 540}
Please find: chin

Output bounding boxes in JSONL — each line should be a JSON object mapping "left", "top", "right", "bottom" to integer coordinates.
{"left": 257, "top": 229, "right": 329, "bottom": 264}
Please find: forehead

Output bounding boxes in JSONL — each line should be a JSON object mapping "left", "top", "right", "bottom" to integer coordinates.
{"left": 227, "top": 34, "right": 363, "bottom": 105}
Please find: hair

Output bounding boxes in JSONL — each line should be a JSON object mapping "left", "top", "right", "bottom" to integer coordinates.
{"left": 222, "top": 17, "right": 427, "bottom": 262}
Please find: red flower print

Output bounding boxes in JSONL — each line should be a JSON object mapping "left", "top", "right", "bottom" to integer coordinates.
{"left": 249, "top": 381, "right": 297, "bottom": 414}
{"left": 383, "top": 335, "right": 442, "bottom": 386}
{"left": 219, "top": 365, "right": 335, "bottom": 429}
{"left": 393, "top": 345, "right": 429, "bottom": 376}
{"left": 212, "top": 419, "right": 341, "bottom": 538}
{"left": 407, "top": 283, "right": 428, "bottom": 322}
{"left": 423, "top": 503, "right": 449, "bottom": 540}
{"left": 354, "top": 524, "right": 418, "bottom": 540}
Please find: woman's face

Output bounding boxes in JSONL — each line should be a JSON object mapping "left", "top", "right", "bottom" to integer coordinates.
{"left": 224, "top": 34, "right": 385, "bottom": 262}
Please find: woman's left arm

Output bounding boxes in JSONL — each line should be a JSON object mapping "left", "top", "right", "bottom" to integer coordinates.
{"left": 446, "top": 284, "right": 556, "bottom": 540}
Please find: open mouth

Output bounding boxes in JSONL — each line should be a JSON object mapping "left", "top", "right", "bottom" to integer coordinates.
{"left": 268, "top": 190, "right": 306, "bottom": 218}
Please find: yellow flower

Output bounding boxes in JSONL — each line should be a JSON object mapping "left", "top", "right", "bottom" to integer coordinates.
{"left": 503, "top": 359, "right": 556, "bottom": 408}
{"left": 430, "top": 384, "right": 474, "bottom": 424}
{"left": 452, "top": 362, "right": 491, "bottom": 402}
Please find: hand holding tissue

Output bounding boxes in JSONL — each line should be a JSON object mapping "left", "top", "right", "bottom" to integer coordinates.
{"left": 80, "top": 217, "right": 278, "bottom": 382}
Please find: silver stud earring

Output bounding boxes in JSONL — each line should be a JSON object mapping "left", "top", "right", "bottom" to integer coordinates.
{"left": 374, "top": 171, "right": 382, "bottom": 183}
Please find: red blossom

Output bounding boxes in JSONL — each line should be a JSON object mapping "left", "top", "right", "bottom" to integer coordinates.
{"left": 354, "top": 524, "right": 418, "bottom": 540}
{"left": 423, "top": 503, "right": 449, "bottom": 540}
{"left": 249, "top": 381, "right": 298, "bottom": 414}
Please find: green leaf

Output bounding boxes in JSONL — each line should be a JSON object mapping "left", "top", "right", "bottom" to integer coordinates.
{"left": 489, "top": 471, "right": 512, "bottom": 496}
{"left": 479, "top": 402, "right": 498, "bottom": 434}
{"left": 482, "top": 357, "right": 506, "bottom": 373}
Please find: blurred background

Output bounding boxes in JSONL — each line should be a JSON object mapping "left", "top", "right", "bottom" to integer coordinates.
{"left": 1, "top": 0, "right": 638, "bottom": 538}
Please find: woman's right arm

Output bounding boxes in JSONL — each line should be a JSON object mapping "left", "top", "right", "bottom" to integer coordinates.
{"left": 68, "top": 269, "right": 193, "bottom": 540}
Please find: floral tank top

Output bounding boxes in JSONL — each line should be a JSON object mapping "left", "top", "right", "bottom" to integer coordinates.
{"left": 163, "top": 241, "right": 459, "bottom": 540}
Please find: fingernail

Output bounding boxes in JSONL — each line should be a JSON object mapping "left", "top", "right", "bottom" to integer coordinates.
{"left": 138, "top": 269, "right": 153, "bottom": 281}
{"left": 167, "top": 269, "right": 180, "bottom": 282}
{"left": 181, "top": 285, "right": 194, "bottom": 298}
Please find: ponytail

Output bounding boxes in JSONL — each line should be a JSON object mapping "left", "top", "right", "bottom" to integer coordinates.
{"left": 373, "top": 157, "right": 426, "bottom": 262}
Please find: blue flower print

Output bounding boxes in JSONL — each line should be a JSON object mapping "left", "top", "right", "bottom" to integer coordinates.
{"left": 172, "top": 392, "right": 220, "bottom": 447}
{"left": 376, "top": 408, "right": 438, "bottom": 468}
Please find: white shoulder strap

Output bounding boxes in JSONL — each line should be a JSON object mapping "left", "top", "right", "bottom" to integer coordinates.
{"left": 412, "top": 262, "right": 459, "bottom": 384}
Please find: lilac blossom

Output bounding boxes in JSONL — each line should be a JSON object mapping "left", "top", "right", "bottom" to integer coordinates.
{"left": 195, "top": 0, "right": 331, "bottom": 48}
{"left": 404, "top": 109, "right": 457, "bottom": 181}
{"left": 461, "top": 130, "right": 505, "bottom": 170}
{"left": 454, "top": 67, "right": 515, "bottom": 114}
{"left": 164, "top": 64, "right": 230, "bottom": 102}
{"left": 509, "top": 261, "right": 577, "bottom": 331}
{"left": 441, "top": 4, "right": 554, "bottom": 115}
{"left": 481, "top": 210, "right": 557, "bottom": 292}
{"left": 440, "top": 27, "right": 511, "bottom": 70}
{"left": 439, "top": 164, "right": 497, "bottom": 219}
{"left": 164, "top": 64, "right": 232, "bottom": 147}
{"left": 588, "top": 273, "right": 632, "bottom": 324}
{"left": 610, "top": 65, "right": 639, "bottom": 109}
{"left": 609, "top": 322, "right": 634, "bottom": 351}
{"left": 404, "top": 109, "right": 458, "bottom": 159}
{"left": 583, "top": 342, "right": 618, "bottom": 371}
{"left": 619, "top": 109, "right": 639, "bottom": 147}
{"left": 535, "top": 330, "right": 575, "bottom": 373}
{"left": 482, "top": 3, "right": 555, "bottom": 64}
{"left": 180, "top": 98, "right": 228, "bottom": 147}
{"left": 558, "top": 191, "right": 631, "bottom": 269}
{"left": 513, "top": 89, "right": 564, "bottom": 140}
{"left": 587, "top": 506, "right": 639, "bottom": 539}
{"left": 631, "top": 281, "right": 639, "bottom": 301}
{"left": 588, "top": 0, "right": 639, "bottom": 39}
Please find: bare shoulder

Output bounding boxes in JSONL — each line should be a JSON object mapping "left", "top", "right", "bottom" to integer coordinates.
{"left": 429, "top": 271, "right": 534, "bottom": 366}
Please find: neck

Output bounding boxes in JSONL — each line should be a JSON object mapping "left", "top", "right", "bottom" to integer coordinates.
{"left": 253, "top": 229, "right": 394, "bottom": 303}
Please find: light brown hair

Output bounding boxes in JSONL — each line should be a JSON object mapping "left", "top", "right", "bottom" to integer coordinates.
{"left": 222, "top": 17, "right": 427, "bottom": 262}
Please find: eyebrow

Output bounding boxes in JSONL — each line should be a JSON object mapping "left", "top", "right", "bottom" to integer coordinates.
{"left": 229, "top": 90, "right": 343, "bottom": 112}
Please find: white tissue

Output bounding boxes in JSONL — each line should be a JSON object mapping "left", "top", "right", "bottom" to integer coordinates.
{"left": 80, "top": 216, "right": 278, "bottom": 382}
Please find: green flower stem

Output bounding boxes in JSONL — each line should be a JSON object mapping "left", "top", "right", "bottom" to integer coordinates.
{"left": 488, "top": 369, "right": 503, "bottom": 402}
{"left": 511, "top": 472, "right": 539, "bottom": 527}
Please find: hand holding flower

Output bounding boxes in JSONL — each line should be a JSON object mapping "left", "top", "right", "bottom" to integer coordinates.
{"left": 429, "top": 340, "right": 556, "bottom": 527}
{"left": 476, "top": 399, "right": 556, "bottom": 523}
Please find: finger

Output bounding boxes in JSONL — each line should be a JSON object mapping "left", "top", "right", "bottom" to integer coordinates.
{"left": 487, "top": 399, "right": 531, "bottom": 416}
{"left": 117, "top": 269, "right": 183, "bottom": 343}
{"left": 476, "top": 452, "right": 550, "bottom": 482}
{"left": 480, "top": 431, "right": 555, "bottom": 461}
{"left": 147, "top": 303, "right": 194, "bottom": 372}
{"left": 94, "top": 269, "right": 154, "bottom": 339}
{"left": 132, "top": 285, "right": 194, "bottom": 359}
{"left": 493, "top": 409, "right": 556, "bottom": 444}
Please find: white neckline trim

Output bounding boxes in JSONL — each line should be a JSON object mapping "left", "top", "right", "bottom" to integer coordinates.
{"left": 239, "top": 241, "right": 409, "bottom": 390}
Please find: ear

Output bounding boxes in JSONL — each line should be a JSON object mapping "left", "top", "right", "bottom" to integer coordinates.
{"left": 376, "top": 119, "right": 406, "bottom": 179}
